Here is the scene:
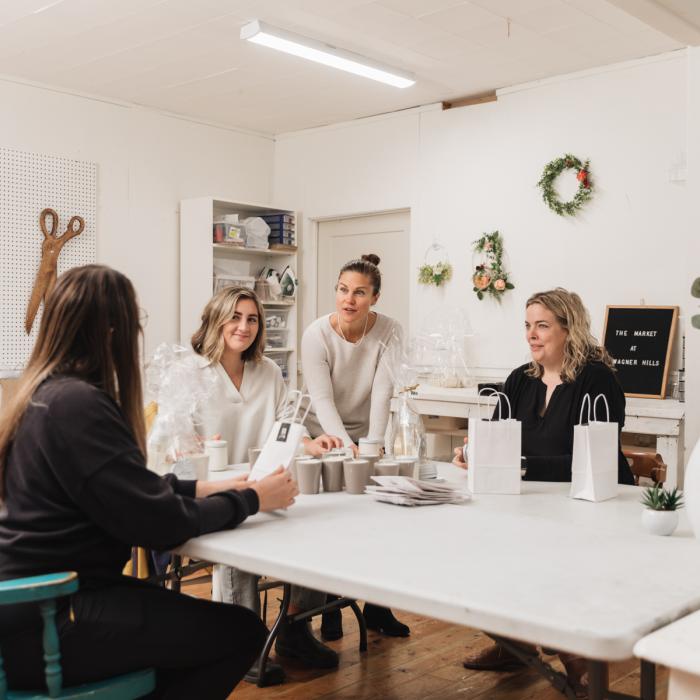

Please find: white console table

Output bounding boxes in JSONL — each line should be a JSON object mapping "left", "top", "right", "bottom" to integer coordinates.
{"left": 392, "top": 386, "right": 685, "bottom": 488}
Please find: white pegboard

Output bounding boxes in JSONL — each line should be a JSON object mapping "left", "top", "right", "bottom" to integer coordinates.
{"left": 0, "top": 147, "right": 96, "bottom": 373}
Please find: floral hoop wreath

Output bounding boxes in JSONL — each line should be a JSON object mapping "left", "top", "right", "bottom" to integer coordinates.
{"left": 472, "top": 231, "right": 514, "bottom": 302}
{"left": 418, "top": 243, "right": 452, "bottom": 287}
{"left": 537, "top": 154, "right": 592, "bottom": 216}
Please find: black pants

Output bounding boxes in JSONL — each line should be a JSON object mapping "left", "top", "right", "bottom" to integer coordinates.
{"left": 0, "top": 577, "right": 267, "bottom": 699}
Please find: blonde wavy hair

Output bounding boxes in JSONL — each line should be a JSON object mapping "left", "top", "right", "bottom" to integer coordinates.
{"left": 191, "top": 286, "right": 266, "bottom": 364}
{"left": 525, "top": 288, "right": 614, "bottom": 383}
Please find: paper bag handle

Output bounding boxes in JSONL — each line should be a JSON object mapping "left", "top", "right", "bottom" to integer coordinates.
{"left": 578, "top": 393, "right": 592, "bottom": 426}
{"left": 593, "top": 394, "right": 610, "bottom": 422}
{"left": 282, "top": 390, "right": 313, "bottom": 424}
{"left": 477, "top": 388, "right": 512, "bottom": 421}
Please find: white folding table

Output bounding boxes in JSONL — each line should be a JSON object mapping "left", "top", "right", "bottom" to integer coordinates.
{"left": 176, "top": 463, "right": 700, "bottom": 699}
{"left": 635, "top": 610, "right": 700, "bottom": 700}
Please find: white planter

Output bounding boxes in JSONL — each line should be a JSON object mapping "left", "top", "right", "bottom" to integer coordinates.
{"left": 642, "top": 508, "right": 679, "bottom": 536}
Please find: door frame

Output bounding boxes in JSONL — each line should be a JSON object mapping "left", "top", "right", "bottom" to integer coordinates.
{"left": 309, "top": 207, "right": 411, "bottom": 321}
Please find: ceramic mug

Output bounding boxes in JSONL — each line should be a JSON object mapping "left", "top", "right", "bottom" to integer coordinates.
{"left": 321, "top": 457, "right": 344, "bottom": 492}
{"left": 248, "top": 447, "right": 262, "bottom": 468}
{"left": 343, "top": 458, "right": 370, "bottom": 494}
{"left": 396, "top": 456, "right": 418, "bottom": 479}
{"left": 205, "top": 439, "right": 228, "bottom": 471}
{"left": 374, "top": 459, "right": 400, "bottom": 477}
{"left": 296, "top": 459, "right": 322, "bottom": 495}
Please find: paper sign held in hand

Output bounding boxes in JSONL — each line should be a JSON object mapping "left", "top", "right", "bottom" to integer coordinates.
{"left": 249, "top": 391, "right": 311, "bottom": 482}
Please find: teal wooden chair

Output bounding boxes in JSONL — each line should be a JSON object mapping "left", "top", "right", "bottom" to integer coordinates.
{"left": 0, "top": 572, "right": 155, "bottom": 699}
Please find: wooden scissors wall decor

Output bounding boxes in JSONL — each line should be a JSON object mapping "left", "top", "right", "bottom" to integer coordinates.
{"left": 25, "top": 208, "right": 85, "bottom": 334}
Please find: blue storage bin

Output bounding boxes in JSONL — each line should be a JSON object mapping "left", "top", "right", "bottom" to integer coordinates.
{"left": 267, "top": 221, "right": 295, "bottom": 232}
{"left": 268, "top": 232, "right": 295, "bottom": 244}
{"left": 261, "top": 213, "right": 294, "bottom": 226}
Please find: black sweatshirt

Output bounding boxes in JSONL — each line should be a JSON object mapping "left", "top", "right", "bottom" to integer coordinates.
{"left": 496, "top": 362, "right": 635, "bottom": 484}
{"left": 0, "top": 375, "right": 259, "bottom": 583}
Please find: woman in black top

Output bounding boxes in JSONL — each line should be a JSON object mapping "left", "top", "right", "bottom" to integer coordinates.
{"left": 454, "top": 288, "right": 634, "bottom": 484}
{"left": 0, "top": 265, "right": 298, "bottom": 699}
{"left": 455, "top": 288, "right": 633, "bottom": 696}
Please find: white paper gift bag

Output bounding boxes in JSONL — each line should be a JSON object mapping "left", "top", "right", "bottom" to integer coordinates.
{"left": 249, "top": 391, "right": 310, "bottom": 481}
{"left": 467, "top": 390, "right": 522, "bottom": 495}
{"left": 570, "top": 393, "right": 618, "bottom": 502}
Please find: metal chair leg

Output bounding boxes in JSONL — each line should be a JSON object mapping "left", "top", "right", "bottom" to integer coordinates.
{"left": 491, "top": 635, "right": 578, "bottom": 700}
{"left": 170, "top": 555, "right": 182, "bottom": 593}
{"left": 348, "top": 600, "right": 368, "bottom": 652}
{"left": 255, "top": 583, "right": 291, "bottom": 688}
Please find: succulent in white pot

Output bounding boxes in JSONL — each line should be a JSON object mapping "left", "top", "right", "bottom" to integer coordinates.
{"left": 641, "top": 485, "right": 684, "bottom": 536}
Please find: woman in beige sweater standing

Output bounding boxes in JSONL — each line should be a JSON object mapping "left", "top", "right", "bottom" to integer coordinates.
{"left": 301, "top": 254, "right": 410, "bottom": 640}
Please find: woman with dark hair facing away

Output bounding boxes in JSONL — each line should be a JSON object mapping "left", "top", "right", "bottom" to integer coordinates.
{"left": 191, "top": 285, "right": 342, "bottom": 682}
{"left": 301, "top": 254, "right": 411, "bottom": 640}
{"left": 453, "top": 288, "right": 634, "bottom": 697}
{"left": 0, "top": 265, "right": 298, "bottom": 699}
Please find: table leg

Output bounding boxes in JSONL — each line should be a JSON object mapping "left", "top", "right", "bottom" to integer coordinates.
{"left": 256, "top": 582, "right": 291, "bottom": 688}
{"left": 588, "top": 660, "right": 608, "bottom": 700}
{"left": 657, "top": 435, "right": 679, "bottom": 489}
{"left": 640, "top": 660, "right": 656, "bottom": 700}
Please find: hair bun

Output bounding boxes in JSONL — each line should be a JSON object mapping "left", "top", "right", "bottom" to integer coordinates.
{"left": 361, "top": 253, "right": 380, "bottom": 266}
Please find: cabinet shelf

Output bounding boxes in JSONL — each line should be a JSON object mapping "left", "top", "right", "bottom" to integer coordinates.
{"left": 262, "top": 299, "right": 295, "bottom": 307}
{"left": 181, "top": 196, "right": 299, "bottom": 390}
{"left": 213, "top": 244, "right": 294, "bottom": 257}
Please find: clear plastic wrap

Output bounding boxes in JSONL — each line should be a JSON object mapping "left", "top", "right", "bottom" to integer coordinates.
{"left": 411, "top": 307, "right": 475, "bottom": 388}
{"left": 145, "top": 343, "right": 219, "bottom": 475}
{"left": 379, "top": 331, "right": 427, "bottom": 465}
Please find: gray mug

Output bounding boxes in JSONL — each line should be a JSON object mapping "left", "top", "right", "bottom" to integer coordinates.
{"left": 396, "top": 457, "right": 417, "bottom": 478}
{"left": 374, "top": 459, "right": 400, "bottom": 477}
{"left": 248, "top": 447, "right": 262, "bottom": 468}
{"left": 364, "top": 454, "right": 379, "bottom": 480}
{"left": 321, "top": 457, "right": 344, "bottom": 492}
{"left": 291, "top": 456, "right": 314, "bottom": 483}
{"left": 296, "top": 459, "right": 322, "bottom": 495}
{"left": 343, "top": 458, "right": 370, "bottom": 494}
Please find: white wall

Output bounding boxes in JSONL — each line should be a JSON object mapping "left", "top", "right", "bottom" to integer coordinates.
{"left": 274, "top": 49, "right": 694, "bottom": 458}
{"left": 684, "top": 47, "right": 700, "bottom": 460}
{"left": 1, "top": 78, "right": 274, "bottom": 356}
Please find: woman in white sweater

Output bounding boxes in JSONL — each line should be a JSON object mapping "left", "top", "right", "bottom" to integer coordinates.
{"left": 302, "top": 254, "right": 410, "bottom": 640}
{"left": 192, "top": 286, "right": 339, "bottom": 685}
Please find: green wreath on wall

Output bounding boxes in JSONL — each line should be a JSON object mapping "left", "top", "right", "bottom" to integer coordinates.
{"left": 537, "top": 153, "right": 593, "bottom": 216}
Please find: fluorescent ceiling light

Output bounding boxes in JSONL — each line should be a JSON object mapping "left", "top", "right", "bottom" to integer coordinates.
{"left": 241, "top": 20, "right": 415, "bottom": 89}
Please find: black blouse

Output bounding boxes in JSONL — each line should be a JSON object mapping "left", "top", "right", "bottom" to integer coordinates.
{"left": 0, "top": 375, "right": 259, "bottom": 583}
{"left": 496, "top": 362, "right": 634, "bottom": 484}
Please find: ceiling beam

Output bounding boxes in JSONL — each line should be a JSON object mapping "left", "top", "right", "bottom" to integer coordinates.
{"left": 442, "top": 91, "right": 497, "bottom": 110}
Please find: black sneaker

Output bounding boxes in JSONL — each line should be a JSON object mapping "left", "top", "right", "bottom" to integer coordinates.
{"left": 363, "top": 604, "right": 410, "bottom": 637}
{"left": 243, "top": 658, "right": 286, "bottom": 686}
{"left": 275, "top": 619, "right": 339, "bottom": 669}
{"left": 321, "top": 606, "right": 343, "bottom": 641}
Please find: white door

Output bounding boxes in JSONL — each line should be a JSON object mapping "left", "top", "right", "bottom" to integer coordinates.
{"left": 316, "top": 210, "right": 410, "bottom": 334}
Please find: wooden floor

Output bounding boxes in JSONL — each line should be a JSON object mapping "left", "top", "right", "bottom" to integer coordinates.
{"left": 185, "top": 576, "right": 668, "bottom": 700}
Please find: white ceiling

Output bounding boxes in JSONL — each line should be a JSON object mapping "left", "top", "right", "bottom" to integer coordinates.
{"left": 0, "top": 0, "right": 696, "bottom": 135}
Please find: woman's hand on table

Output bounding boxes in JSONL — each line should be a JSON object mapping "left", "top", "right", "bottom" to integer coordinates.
{"left": 250, "top": 466, "right": 299, "bottom": 511}
{"left": 303, "top": 434, "right": 343, "bottom": 457}
{"left": 453, "top": 437, "right": 468, "bottom": 469}
{"left": 195, "top": 473, "right": 250, "bottom": 498}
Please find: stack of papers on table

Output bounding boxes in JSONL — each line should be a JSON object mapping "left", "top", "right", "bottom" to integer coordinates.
{"left": 367, "top": 476, "right": 470, "bottom": 507}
